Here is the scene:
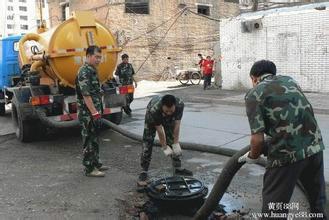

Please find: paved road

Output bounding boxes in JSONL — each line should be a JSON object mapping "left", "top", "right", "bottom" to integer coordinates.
{"left": 0, "top": 82, "right": 327, "bottom": 218}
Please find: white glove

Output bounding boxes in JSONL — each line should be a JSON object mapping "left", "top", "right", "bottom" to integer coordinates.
{"left": 238, "top": 151, "right": 259, "bottom": 164}
{"left": 172, "top": 143, "right": 182, "bottom": 156}
{"left": 162, "top": 145, "right": 173, "bottom": 156}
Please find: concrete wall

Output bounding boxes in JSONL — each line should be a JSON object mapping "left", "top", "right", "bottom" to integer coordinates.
{"left": 48, "top": 0, "right": 239, "bottom": 80}
{"left": 219, "top": 3, "right": 329, "bottom": 92}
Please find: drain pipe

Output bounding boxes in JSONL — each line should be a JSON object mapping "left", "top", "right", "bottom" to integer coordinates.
{"left": 101, "top": 119, "right": 308, "bottom": 219}
{"left": 101, "top": 118, "right": 238, "bottom": 156}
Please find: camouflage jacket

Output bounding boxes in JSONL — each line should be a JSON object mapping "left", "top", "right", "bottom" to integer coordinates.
{"left": 76, "top": 63, "right": 103, "bottom": 116}
{"left": 145, "top": 96, "right": 184, "bottom": 127}
{"left": 115, "top": 62, "right": 135, "bottom": 85}
{"left": 245, "top": 74, "right": 324, "bottom": 168}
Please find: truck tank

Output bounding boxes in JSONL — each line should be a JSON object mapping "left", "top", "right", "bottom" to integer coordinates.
{"left": 7, "top": 11, "right": 132, "bottom": 142}
{"left": 18, "top": 11, "right": 121, "bottom": 88}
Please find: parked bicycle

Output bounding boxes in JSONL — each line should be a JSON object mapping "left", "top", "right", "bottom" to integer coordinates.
{"left": 176, "top": 68, "right": 202, "bottom": 85}
{"left": 160, "top": 65, "right": 202, "bottom": 85}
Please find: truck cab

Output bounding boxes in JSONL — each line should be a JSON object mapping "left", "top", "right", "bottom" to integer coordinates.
{"left": 0, "top": 35, "right": 22, "bottom": 115}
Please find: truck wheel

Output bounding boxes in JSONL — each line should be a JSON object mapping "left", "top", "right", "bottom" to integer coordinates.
{"left": 11, "top": 102, "right": 35, "bottom": 142}
{"left": 104, "top": 111, "right": 123, "bottom": 125}
{"left": 0, "top": 103, "right": 5, "bottom": 116}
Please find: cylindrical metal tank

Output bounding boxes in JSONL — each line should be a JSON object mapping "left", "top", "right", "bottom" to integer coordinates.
{"left": 18, "top": 11, "right": 121, "bottom": 88}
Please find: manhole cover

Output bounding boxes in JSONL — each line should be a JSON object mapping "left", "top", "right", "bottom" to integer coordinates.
{"left": 147, "top": 176, "right": 208, "bottom": 215}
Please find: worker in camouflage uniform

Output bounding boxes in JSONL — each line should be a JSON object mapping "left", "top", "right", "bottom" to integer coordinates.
{"left": 115, "top": 53, "right": 137, "bottom": 116}
{"left": 76, "top": 45, "right": 109, "bottom": 177}
{"left": 138, "top": 94, "right": 193, "bottom": 186}
{"left": 239, "top": 60, "right": 327, "bottom": 219}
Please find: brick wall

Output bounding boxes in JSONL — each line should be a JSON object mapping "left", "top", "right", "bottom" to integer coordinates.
{"left": 219, "top": 3, "right": 329, "bottom": 92}
{"left": 48, "top": 0, "right": 239, "bottom": 80}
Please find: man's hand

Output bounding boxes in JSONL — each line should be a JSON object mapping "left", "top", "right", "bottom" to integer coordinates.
{"left": 92, "top": 112, "right": 102, "bottom": 131}
{"left": 92, "top": 112, "right": 101, "bottom": 120}
{"left": 238, "top": 151, "right": 260, "bottom": 164}
{"left": 172, "top": 143, "right": 182, "bottom": 156}
{"left": 162, "top": 145, "right": 173, "bottom": 157}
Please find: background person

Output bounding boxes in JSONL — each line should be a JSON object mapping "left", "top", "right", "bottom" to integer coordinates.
{"left": 202, "top": 56, "right": 214, "bottom": 90}
{"left": 115, "top": 53, "right": 137, "bottom": 116}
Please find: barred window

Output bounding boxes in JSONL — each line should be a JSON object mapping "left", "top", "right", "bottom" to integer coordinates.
{"left": 20, "top": 15, "right": 28, "bottom": 20}
{"left": 20, "top": 24, "right": 28, "bottom": 30}
{"left": 125, "top": 0, "right": 149, "bottom": 14}
{"left": 197, "top": 5, "right": 210, "bottom": 16}
{"left": 19, "top": 6, "right": 27, "bottom": 11}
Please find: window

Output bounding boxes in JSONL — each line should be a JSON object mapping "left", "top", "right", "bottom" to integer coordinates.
{"left": 61, "top": 3, "right": 69, "bottom": 21}
{"left": 19, "top": 6, "right": 27, "bottom": 11}
{"left": 36, "top": 19, "right": 46, "bottom": 27}
{"left": 20, "top": 15, "right": 28, "bottom": 20}
{"left": 125, "top": 0, "right": 149, "bottom": 14}
{"left": 8, "top": 6, "right": 14, "bottom": 11}
{"left": 224, "top": 0, "right": 239, "bottom": 3}
{"left": 197, "top": 5, "right": 210, "bottom": 16}
{"left": 7, "top": 24, "right": 14, "bottom": 29}
{"left": 14, "top": 42, "right": 19, "bottom": 52}
{"left": 20, "top": 25, "right": 28, "bottom": 30}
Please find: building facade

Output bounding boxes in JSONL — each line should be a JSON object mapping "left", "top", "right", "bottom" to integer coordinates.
{"left": 219, "top": 3, "right": 329, "bottom": 92}
{"left": 48, "top": 0, "right": 239, "bottom": 80}
{"left": 0, "top": 0, "right": 50, "bottom": 38}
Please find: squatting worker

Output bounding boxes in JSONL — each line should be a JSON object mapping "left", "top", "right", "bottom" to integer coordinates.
{"left": 75, "top": 45, "right": 109, "bottom": 177}
{"left": 239, "top": 60, "right": 327, "bottom": 219}
{"left": 115, "top": 53, "right": 137, "bottom": 116}
{"left": 138, "top": 95, "right": 193, "bottom": 186}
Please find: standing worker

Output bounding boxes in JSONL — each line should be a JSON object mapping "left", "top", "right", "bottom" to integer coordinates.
{"left": 138, "top": 94, "right": 193, "bottom": 186}
{"left": 76, "top": 45, "right": 109, "bottom": 177}
{"left": 202, "top": 56, "right": 214, "bottom": 90}
{"left": 239, "top": 60, "right": 327, "bottom": 218}
{"left": 115, "top": 53, "right": 137, "bottom": 116}
{"left": 198, "top": 53, "right": 205, "bottom": 73}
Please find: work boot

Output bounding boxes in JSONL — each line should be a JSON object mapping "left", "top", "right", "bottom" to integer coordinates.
{"left": 85, "top": 168, "right": 105, "bottom": 177}
{"left": 98, "top": 165, "right": 109, "bottom": 171}
{"left": 123, "top": 106, "right": 132, "bottom": 116}
{"left": 174, "top": 168, "right": 193, "bottom": 176}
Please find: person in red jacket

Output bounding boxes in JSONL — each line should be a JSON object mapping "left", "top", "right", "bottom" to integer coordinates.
{"left": 202, "top": 56, "right": 214, "bottom": 90}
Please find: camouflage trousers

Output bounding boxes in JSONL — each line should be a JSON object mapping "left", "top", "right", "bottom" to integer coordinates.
{"left": 78, "top": 112, "right": 102, "bottom": 174}
{"left": 140, "top": 122, "right": 181, "bottom": 172}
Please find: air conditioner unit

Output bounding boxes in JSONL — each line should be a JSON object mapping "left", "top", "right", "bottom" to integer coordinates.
{"left": 241, "top": 18, "right": 263, "bottom": 33}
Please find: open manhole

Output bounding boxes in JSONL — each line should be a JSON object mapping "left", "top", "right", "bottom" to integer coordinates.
{"left": 146, "top": 176, "right": 208, "bottom": 215}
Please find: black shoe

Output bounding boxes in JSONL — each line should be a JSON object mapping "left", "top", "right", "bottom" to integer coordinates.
{"left": 137, "top": 171, "right": 148, "bottom": 189}
{"left": 138, "top": 171, "right": 148, "bottom": 181}
{"left": 123, "top": 106, "right": 132, "bottom": 116}
{"left": 174, "top": 168, "right": 193, "bottom": 176}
